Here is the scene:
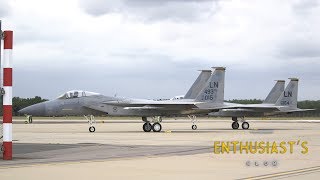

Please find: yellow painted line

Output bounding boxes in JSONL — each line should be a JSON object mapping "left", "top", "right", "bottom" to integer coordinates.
{"left": 241, "top": 165, "right": 320, "bottom": 180}
{"left": 165, "top": 130, "right": 172, "bottom": 133}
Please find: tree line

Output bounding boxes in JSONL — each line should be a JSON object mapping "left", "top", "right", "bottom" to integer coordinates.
{"left": 0, "top": 96, "right": 319, "bottom": 116}
{"left": 0, "top": 96, "right": 48, "bottom": 116}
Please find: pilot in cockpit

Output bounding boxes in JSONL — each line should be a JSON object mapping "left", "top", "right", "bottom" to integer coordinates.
{"left": 57, "top": 90, "right": 100, "bottom": 99}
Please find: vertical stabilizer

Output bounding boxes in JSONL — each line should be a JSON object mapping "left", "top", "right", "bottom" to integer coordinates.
{"left": 263, "top": 80, "right": 285, "bottom": 104}
{"left": 184, "top": 70, "right": 211, "bottom": 99}
{"left": 195, "top": 67, "right": 225, "bottom": 103}
{"left": 275, "top": 78, "right": 298, "bottom": 108}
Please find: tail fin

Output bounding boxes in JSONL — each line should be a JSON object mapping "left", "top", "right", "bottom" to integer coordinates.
{"left": 263, "top": 80, "right": 285, "bottom": 104}
{"left": 195, "top": 67, "right": 225, "bottom": 103}
{"left": 275, "top": 78, "right": 298, "bottom": 108}
{"left": 184, "top": 70, "right": 211, "bottom": 99}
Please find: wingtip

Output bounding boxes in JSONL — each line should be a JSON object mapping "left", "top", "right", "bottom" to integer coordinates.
{"left": 274, "top": 80, "right": 285, "bottom": 82}
{"left": 211, "top": 66, "right": 226, "bottom": 71}
{"left": 197, "top": 69, "right": 212, "bottom": 72}
{"left": 288, "top": 78, "right": 299, "bottom": 81}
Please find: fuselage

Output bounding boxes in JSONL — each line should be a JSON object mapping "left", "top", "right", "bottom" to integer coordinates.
{"left": 18, "top": 95, "right": 214, "bottom": 117}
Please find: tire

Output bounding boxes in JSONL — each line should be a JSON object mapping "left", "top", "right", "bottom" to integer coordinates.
{"left": 143, "top": 122, "right": 152, "bottom": 132}
{"left": 232, "top": 122, "right": 239, "bottom": 129}
{"left": 192, "top": 125, "right": 197, "bottom": 130}
{"left": 89, "top": 126, "right": 96, "bottom": 133}
{"left": 152, "top": 122, "right": 162, "bottom": 132}
{"left": 242, "top": 122, "right": 249, "bottom": 129}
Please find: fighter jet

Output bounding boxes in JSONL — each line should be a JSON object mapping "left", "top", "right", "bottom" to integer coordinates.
{"left": 19, "top": 68, "right": 226, "bottom": 132}
{"left": 173, "top": 74, "right": 312, "bottom": 130}
{"left": 209, "top": 80, "right": 285, "bottom": 127}
{"left": 19, "top": 67, "right": 312, "bottom": 132}
{"left": 214, "top": 78, "right": 314, "bottom": 130}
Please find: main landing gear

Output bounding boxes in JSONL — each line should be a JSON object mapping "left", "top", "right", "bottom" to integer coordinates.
{"left": 85, "top": 115, "right": 96, "bottom": 132}
{"left": 142, "top": 117, "right": 162, "bottom": 132}
{"left": 188, "top": 115, "right": 197, "bottom": 130}
{"left": 231, "top": 117, "right": 249, "bottom": 130}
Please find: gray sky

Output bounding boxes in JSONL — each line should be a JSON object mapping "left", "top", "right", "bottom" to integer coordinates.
{"left": 1, "top": 0, "right": 320, "bottom": 100}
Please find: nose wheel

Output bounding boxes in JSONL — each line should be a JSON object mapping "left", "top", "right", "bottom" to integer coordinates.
{"left": 188, "top": 115, "right": 198, "bottom": 130}
{"left": 89, "top": 126, "right": 96, "bottom": 132}
{"left": 85, "top": 115, "right": 96, "bottom": 133}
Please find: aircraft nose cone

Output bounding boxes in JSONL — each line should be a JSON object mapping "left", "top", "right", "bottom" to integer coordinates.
{"left": 18, "top": 103, "right": 46, "bottom": 116}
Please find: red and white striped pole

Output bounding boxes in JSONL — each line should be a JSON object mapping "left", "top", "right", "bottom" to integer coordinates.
{"left": 3, "top": 30, "right": 13, "bottom": 160}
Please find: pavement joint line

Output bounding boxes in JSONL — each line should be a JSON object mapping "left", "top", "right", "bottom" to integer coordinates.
{"left": 0, "top": 147, "right": 212, "bottom": 169}
{"left": 238, "top": 165, "right": 320, "bottom": 180}
{"left": 0, "top": 156, "right": 151, "bottom": 169}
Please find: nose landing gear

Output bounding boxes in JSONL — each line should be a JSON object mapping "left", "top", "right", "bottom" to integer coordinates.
{"left": 188, "top": 115, "right": 198, "bottom": 130}
{"left": 85, "top": 115, "right": 96, "bottom": 132}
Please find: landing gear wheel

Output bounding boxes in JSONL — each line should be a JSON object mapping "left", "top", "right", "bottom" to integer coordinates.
{"left": 242, "top": 122, "right": 249, "bottom": 129}
{"left": 89, "top": 126, "right": 96, "bottom": 133}
{"left": 143, "top": 122, "right": 152, "bottom": 132}
{"left": 192, "top": 125, "right": 197, "bottom": 130}
{"left": 232, "top": 122, "right": 239, "bottom": 129}
{"left": 152, "top": 122, "right": 162, "bottom": 132}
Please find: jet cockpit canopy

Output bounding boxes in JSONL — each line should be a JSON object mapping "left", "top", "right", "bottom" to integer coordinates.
{"left": 57, "top": 90, "right": 100, "bottom": 99}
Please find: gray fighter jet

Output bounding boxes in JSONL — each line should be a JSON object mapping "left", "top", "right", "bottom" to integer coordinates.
{"left": 19, "top": 67, "right": 312, "bottom": 132}
{"left": 215, "top": 78, "right": 314, "bottom": 130}
{"left": 19, "top": 68, "right": 226, "bottom": 132}
{"left": 209, "top": 80, "right": 285, "bottom": 127}
{"left": 172, "top": 75, "right": 312, "bottom": 130}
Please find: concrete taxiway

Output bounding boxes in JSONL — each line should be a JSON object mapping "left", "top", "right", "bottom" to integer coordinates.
{"left": 0, "top": 118, "right": 319, "bottom": 180}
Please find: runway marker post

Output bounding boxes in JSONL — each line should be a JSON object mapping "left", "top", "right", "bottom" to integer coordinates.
{"left": 1, "top": 20, "right": 13, "bottom": 160}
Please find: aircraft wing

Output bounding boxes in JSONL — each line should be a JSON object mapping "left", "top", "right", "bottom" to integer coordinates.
{"left": 279, "top": 108, "right": 315, "bottom": 112}
{"left": 103, "top": 100, "right": 201, "bottom": 106}
{"left": 213, "top": 104, "right": 315, "bottom": 113}
{"left": 198, "top": 104, "right": 283, "bottom": 112}
{"left": 82, "top": 100, "right": 202, "bottom": 113}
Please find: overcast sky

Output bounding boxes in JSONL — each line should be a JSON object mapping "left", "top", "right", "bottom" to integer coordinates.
{"left": 1, "top": 0, "right": 319, "bottom": 100}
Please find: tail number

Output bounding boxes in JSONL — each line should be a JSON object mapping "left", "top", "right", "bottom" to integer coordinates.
{"left": 204, "top": 89, "right": 214, "bottom": 94}
{"left": 203, "top": 95, "right": 214, "bottom": 100}
{"left": 280, "top": 101, "right": 290, "bottom": 105}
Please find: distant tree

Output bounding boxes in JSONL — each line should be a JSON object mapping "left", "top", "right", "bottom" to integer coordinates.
{"left": 0, "top": 96, "right": 48, "bottom": 116}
